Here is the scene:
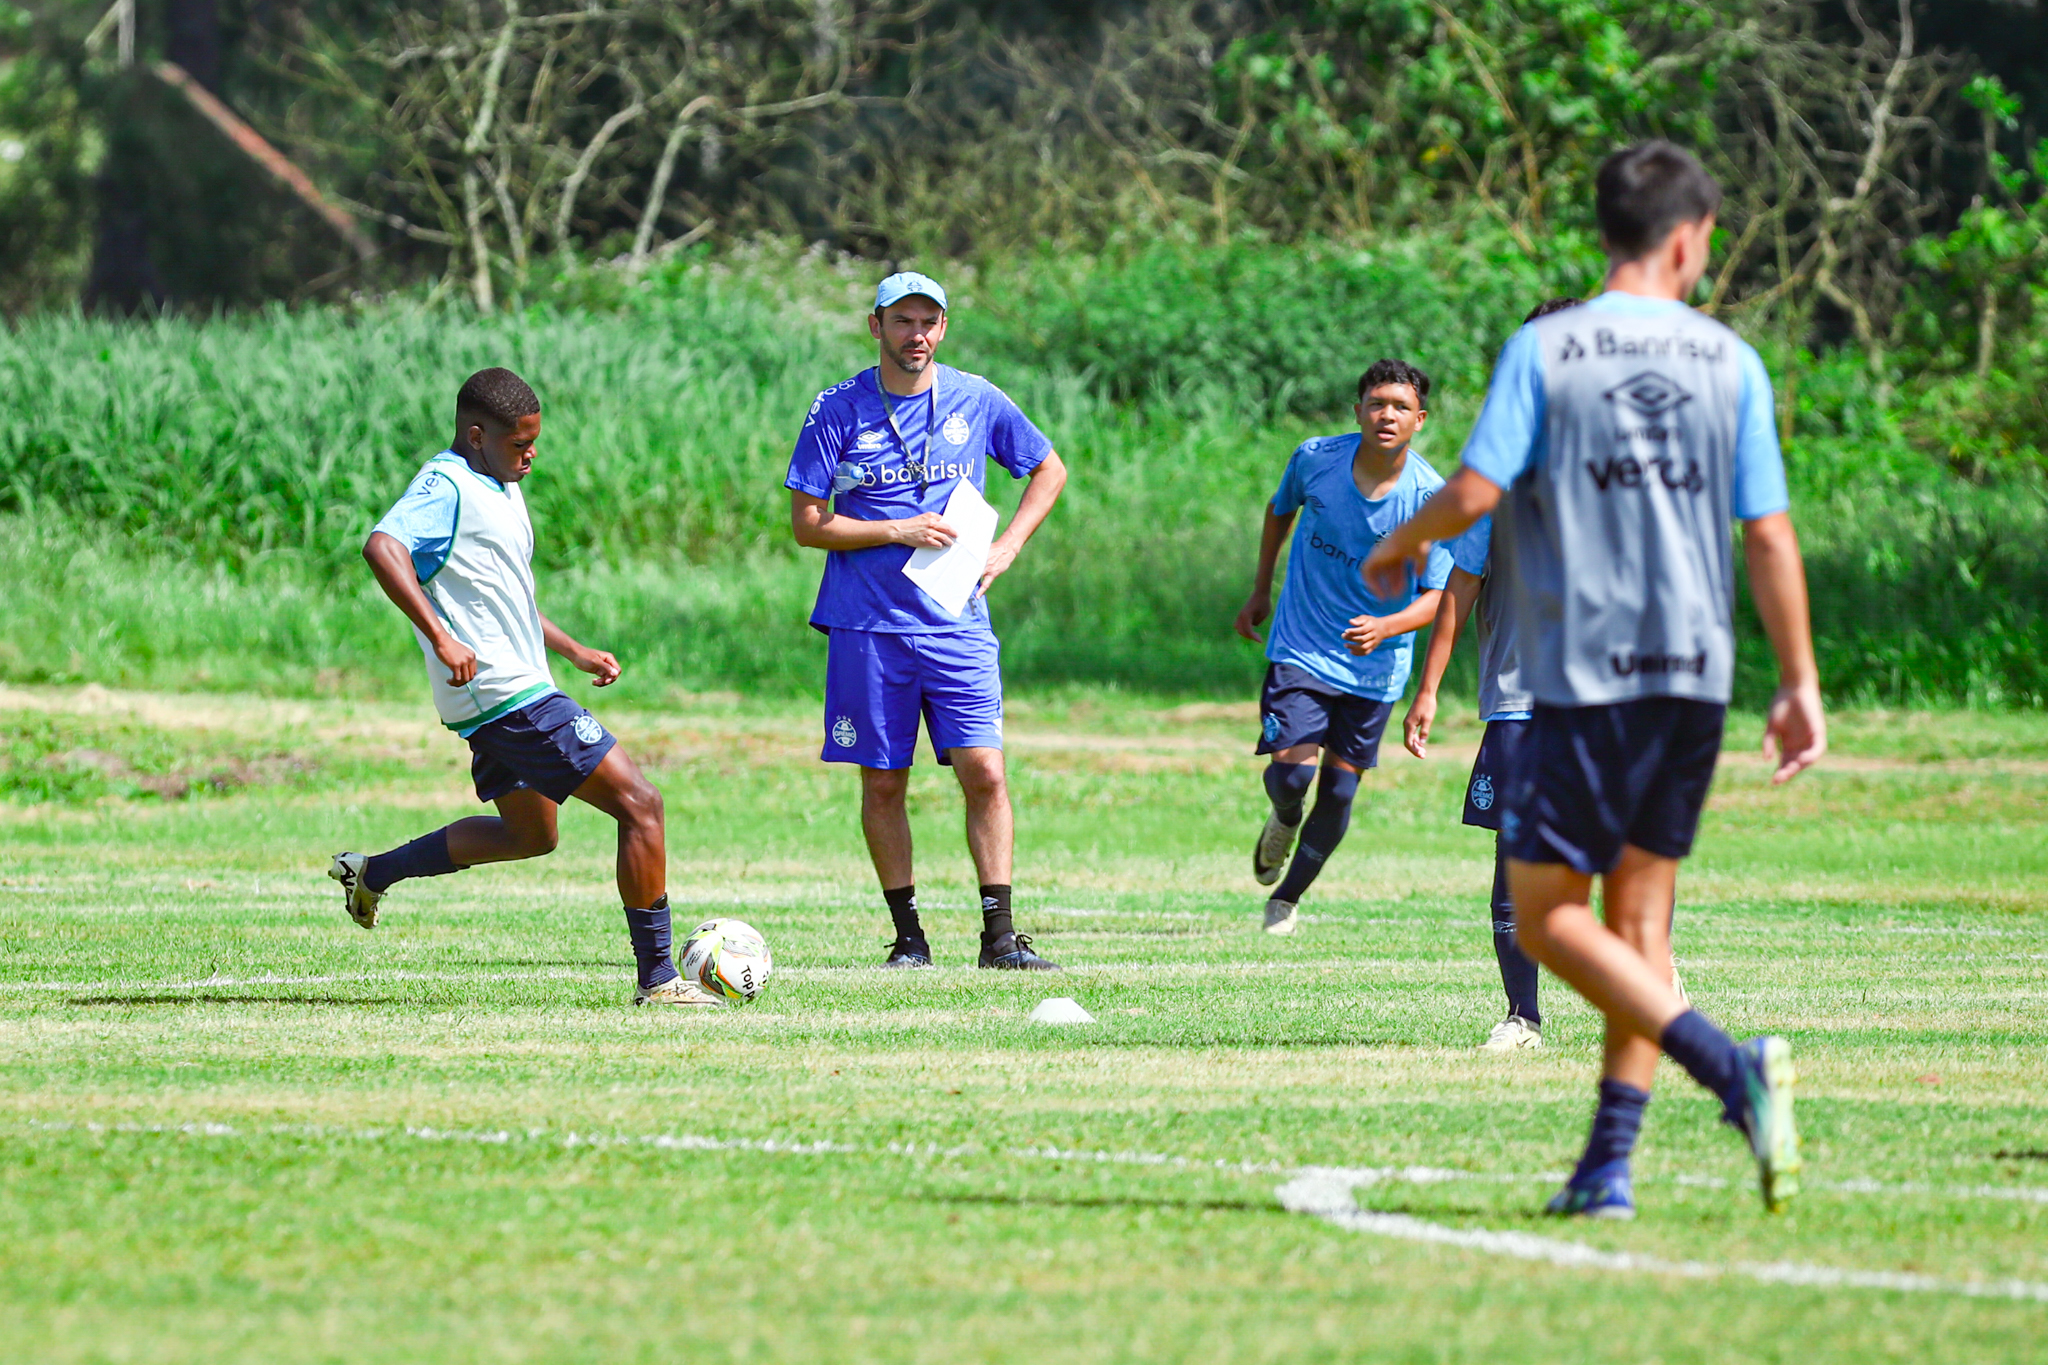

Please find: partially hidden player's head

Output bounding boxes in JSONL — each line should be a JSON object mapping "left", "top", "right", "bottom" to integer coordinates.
{"left": 869, "top": 272, "right": 948, "bottom": 379}
{"left": 1523, "top": 296, "right": 1582, "bottom": 325}
{"left": 1596, "top": 140, "right": 1721, "bottom": 294}
{"left": 1353, "top": 358, "right": 1429, "bottom": 457}
{"left": 454, "top": 367, "right": 542, "bottom": 484}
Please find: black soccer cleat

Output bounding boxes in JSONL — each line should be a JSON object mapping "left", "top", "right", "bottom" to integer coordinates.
{"left": 977, "top": 931, "right": 1061, "bottom": 971}
{"left": 882, "top": 936, "right": 934, "bottom": 969}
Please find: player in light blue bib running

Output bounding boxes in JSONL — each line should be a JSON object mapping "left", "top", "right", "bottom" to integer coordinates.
{"left": 1366, "top": 143, "right": 1825, "bottom": 1219}
{"left": 786, "top": 273, "right": 1070, "bottom": 970}
{"left": 1234, "top": 359, "right": 1453, "bottom": 936}
{"left": 328, "top": 368, "right": 714, "bottom": 1006}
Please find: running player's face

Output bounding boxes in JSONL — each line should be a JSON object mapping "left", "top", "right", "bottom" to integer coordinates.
{"left": 1355, "top": 385, "right": 1425, "bottom": 453}
{"left": 469, "top": 412, "right": 542, "bottom": 483}
{"left": 870, "top": 299, "right": 947, "bottom": 375}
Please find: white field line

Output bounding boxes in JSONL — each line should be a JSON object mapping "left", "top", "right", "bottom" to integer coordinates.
{"left": 1278, "top": 1168, "right": 2048, "bottom": 1304}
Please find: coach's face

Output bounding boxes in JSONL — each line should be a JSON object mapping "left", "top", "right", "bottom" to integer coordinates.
{"left": 870, "top": 297, "right": 947, "bottom": 375}
{"left": 466, "top": 412, "right": 542, "bottom": 483}
{"left": 1355, "top": 384, "right": 1426, "bottom": 455}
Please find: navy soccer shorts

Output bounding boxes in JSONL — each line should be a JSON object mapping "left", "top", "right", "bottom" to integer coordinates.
{"left": 1461, "top": 717, "right": 1531, "bottom": 832}
{"left": 467, "top": 691, "right": 618, "bottom": 804}
{"left": 1254, "top": 663, "right": 1392, "bottom": 770}
{"left": 1502, "top": 698, "right": 1726, "bottom": 873}
{"left": 822, "top": 627, "right": 1004, "bottom": 769}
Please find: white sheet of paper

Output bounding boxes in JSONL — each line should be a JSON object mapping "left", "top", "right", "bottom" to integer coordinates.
{"left": 902, "top": 479, "right": 1000, "bottom": 619}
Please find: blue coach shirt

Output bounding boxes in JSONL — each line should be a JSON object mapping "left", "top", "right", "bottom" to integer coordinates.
{"left": 786, "top": 363, "right": 1052, "bottom": 634}
{"left": 1266, "top": 434, "right": 1455, "bottom": 701}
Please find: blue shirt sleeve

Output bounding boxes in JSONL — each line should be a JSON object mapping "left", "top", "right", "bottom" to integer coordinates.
{"left": 1458, "top": 326, "right": 1547, "bottom": 489}
{"left": 1733, "top": 342, "right": 1791, "bottom": 520}
{"left": 785, "top": 384, "right": 860, "bottom": 500}
{"left": 984, "top": 386, "right": 1052, "bottom": 478}
{"left": 1446, "top": 514, "right": 1492, "bottom": 577}
{"left": 1270, "top": 445, "right": 1309, "bottom": 515}
{"left": 373, "top": 468, "right": 460, "bottom": 583}
{"left": 1421, "top": 539, "right": 1454, "bottom": 592}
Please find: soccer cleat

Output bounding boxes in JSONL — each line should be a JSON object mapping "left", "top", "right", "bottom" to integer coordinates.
{"left": 635, "top": 974, "right": 723, "bottom": 1006}
{"left": 882, "top": 936, "right": 934, "bottom": 969}
{"left": 977, "top": 932, "right": 1060, "bottom": 971}
{"left": 1262, "top": 898, "right": 1298, "bottom": 936}
{"left": 1253, "top": 810, "right": 1302, "bottom": 886}
{"left": 1544, "top": 1160, "right": 1637, "bottom": 1220}
{"left": 327, "top": 852, "right": 382, "bottom": 930}
{"left": 1481, "top": 1014, "right": 1543, "bottom": 1052}
{"left": 1729, "top": 1035, "right": 1801, "bottom": 1212}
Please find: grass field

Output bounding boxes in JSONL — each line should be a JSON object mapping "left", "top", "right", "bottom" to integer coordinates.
{"left": 2, "top": 681, "right": 2046, "bottom": 1363}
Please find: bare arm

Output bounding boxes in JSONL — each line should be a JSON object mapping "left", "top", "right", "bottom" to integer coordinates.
{"left": 1341, "top": 587, "right": 1444, "bottom": 656}
{"left": 1361, "top": 468, "right": 1502, "bottom": 597}
{"left": 1402, "top": 566, "right": 1483, "bottom": 758}
{"left": 1742, "top": 511, "right": 1826, "bottom": 783}
{"left": 979, "top": 451, "right": 1068, "bottom": 596}
{"left": 364, "top": 530, "right": 475, "bottom": 686}
{"left": 1233, "top": 503, "right": 1298, "bottom": 642}
{"left": 790, "top": 491, "right": 957, "bottom": 552}
{"left": 539, "top": 612, "right": 621, "bottom": 686}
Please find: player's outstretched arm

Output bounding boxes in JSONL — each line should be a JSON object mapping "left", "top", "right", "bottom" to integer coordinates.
{"left": 1742, "top": 511, "right": 1826, "bottom": 784}
{"left": 790, "top": 491, "right": 956, "bottom": 552}
{"left": 1402, "top": 567, "right": 1482, "bottom": 758}
{"left": 538, "top": 613, "right": 620, "bottom": 687}
{"left": 363, "top": 530, "right": 476, "bottom": 685}
{"left": 1361, "top": 468, "right": 1500, "bottom": 597}
{"left": 1233, "top": 504, "right": 1297, "bottom": 643}
{"left": 979, "top": 451, "right": 1068, "bottom": 597}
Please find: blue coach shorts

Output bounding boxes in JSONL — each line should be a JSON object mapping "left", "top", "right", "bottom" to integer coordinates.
{"left": 467, "top": 691, "right": 617, "bottom": 804}
{"left": 1254, "top": 663, "right": 1392, "bottom": 770}
{"left": 822, "top": 628, "right": 1004, "bottom": 769}
{"left": 1461, "top": 717, "right": 1530, "bottom": 832}
{"left": 1502, "top": 698, "right": 1726, "bottom": 874}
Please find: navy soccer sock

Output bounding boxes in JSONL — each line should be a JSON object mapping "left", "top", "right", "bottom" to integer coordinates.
{"left": 1274, "top": 765, "right": 1360, "bottom": 903}
{"left": 1262, "top": 760, "right": 1315, "bottom": 826}
{"left": 979, "top": 884, "right": 1013, "bottom": 944}
{"left": 884, "top": 885, "right": 924, "bottom": 944}
{"left": 1660, "top": 1008, "right": 1744, "bottom": 1116}
{"left": 1573, "top": 1078, "right": 1651, "bottom": 1179}
{"left": 363, "top": 828, "right": 460, "bottom": 893}
{"left": 1490, "top": 836, "right": 1541, "bottom": 1025}
{"left": 623, "top": 893, "right": 678, "bottom": 989}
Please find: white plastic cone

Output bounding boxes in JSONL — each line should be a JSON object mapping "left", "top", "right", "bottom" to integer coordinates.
{"left": 1028, "top": 996, "right": 1095, "bottom": 1025}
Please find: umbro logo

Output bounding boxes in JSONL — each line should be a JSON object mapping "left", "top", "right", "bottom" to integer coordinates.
{"left": 1604, "top": 371, "right": 1692, "bottom": 419}
{"left": 1304, "top": 494, "right": 1328, "bottom": 514}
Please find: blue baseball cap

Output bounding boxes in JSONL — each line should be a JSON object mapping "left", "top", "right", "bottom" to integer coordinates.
{"left": 874, "top": 271, "right": 947, "bottom": 312}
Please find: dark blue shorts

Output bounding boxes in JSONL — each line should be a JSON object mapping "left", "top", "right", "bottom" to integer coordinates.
{"left": 822, "top": 628, "right": 1003, "bottom": 769}
{"left": 1254, "top": 663, "right": 1392, "bottom": 770}
{"left": 1502, "top": 698, "right": 1726, "bottom": 873}
{"left": 467, "top": 691, "right": 618, "bottom": 804}
{"left": 1462, "top": 717, "right": 1530, "bottom": 831}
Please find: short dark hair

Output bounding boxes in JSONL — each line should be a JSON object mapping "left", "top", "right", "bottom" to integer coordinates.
{"left": 1523, "top": 297, "right": 1582, "bottom": 324}
{"left": 1595, "top": 141, "right": 1722, "bottom": 260}
{"left": 456, "top": 367, "right": 540, "bottom": 428}
{"left": 1357, "top": 358, "right": 1430, "bottom": 406}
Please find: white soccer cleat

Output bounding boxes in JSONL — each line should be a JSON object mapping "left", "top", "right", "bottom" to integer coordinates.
{"left": 327, "top": 852, "right": 382, "bottom": 930}
{"left": 1253, "top": 811, "right": 1301, "bottom": 886}
{"left": 1481, "top": 1015, "right": 1543, "bottom": 1052}
{"left": 1262, "top": 898, "right": 1298, "bottom": 936}
{"left": 635, "top": 975, "right": 724, "bottom": 1007}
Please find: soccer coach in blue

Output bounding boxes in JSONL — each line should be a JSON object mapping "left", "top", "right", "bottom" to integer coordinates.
{"left": 786, "top": 272, "right": 1069, "bottom": 970}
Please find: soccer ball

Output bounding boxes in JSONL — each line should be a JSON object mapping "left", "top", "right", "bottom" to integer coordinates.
{"left": 680, "top": 918, "right": 774, "bottom": 1004}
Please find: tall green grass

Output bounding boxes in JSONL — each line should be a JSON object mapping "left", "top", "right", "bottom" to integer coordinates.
{"left": 3, "top": 242, "right": 2042, "bottom": 706}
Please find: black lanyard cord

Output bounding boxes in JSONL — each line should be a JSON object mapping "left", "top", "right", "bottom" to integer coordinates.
{"left": 875, "top": 372, "right": 937, "bottom": 496}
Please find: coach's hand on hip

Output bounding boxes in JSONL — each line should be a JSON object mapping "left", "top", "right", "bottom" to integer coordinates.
{"left": 977, "top": 537, "right": 1021, "bottom": 598}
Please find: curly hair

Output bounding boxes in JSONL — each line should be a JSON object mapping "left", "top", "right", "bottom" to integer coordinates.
{"left": 1356, "top": 357, "right": 1430, "bottom": 406}
{"left": 455, "top": 367, "right": 541, "bottom": 428}
{"left": 1523, "top": 297, "right": 1582, "bottom": 324}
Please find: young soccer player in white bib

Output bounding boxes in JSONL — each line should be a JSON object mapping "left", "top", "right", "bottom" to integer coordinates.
{"left": 1366, "top": 143, "right": 1825, "bottom": 1218}
{"left": 328, "top": 368, "right": 714, "bottom": 1006}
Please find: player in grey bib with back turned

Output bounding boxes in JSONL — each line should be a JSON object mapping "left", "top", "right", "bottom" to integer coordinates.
{"left": 1366, "top": 142, "right": 1826, "bottom": 1220}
